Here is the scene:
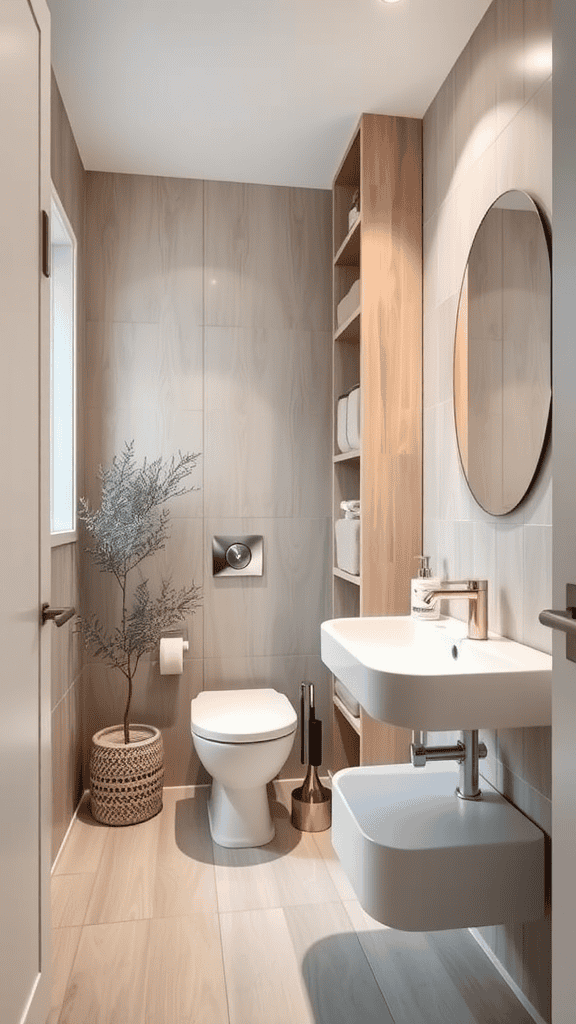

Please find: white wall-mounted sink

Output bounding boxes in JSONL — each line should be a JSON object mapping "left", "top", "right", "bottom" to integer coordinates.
{"left": 321, "top": 615, "right": 551, "bottom": 730}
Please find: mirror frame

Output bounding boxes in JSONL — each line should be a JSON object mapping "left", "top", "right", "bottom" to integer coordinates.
{"left": 453, "top": 189, "right": 552, "bottom": 517}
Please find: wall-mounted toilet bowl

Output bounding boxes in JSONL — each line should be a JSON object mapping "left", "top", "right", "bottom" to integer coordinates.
{"left": 191, "top": 688, "right": 297, "bottom": 848}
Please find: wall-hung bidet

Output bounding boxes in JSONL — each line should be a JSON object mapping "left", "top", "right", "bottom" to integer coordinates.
{"left": 191, "top": 689, "right": 296, "bottom": 848}
{"left": 320, "top": 609, "right": 552, "bottom": 931}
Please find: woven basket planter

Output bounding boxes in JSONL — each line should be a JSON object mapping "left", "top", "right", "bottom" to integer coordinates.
{"left": 90, "top": 724, "right": 164, "bottom": 826}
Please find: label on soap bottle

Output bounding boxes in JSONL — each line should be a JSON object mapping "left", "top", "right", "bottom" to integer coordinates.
{"left": 411, "top": 579, "right": 440, "bottom": 619}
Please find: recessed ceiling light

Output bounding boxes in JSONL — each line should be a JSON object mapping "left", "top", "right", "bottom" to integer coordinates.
{"left": 380, "top": 0, "right": 403, "bottom": 4}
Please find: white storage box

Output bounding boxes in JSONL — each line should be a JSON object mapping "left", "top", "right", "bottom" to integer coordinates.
{"left": 335, "top": 501, "right": 360, "bottom": 576}
{"left": 337, "top": 394, "right": 351, "bottom": 453}
{"left": 336, "top": 386, "right": 361, "bottom": 454}
{"left": 334, "top": 679, "right": 360, "bottom": 718}
{"left": 346, "top": 386, "right": 360, "bottom": 450}
{"left": 336, "top": 279, "right": 360, "bottom": 327}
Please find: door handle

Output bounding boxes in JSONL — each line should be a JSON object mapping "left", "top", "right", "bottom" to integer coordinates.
{"left": 41, "top": 603, "right": 75, "bottom": 627}
{"left": 539, "top": 584, "right": 576, "bottom": 662}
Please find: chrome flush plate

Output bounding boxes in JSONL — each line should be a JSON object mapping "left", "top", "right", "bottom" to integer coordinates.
{"left": 212, "top": 535, "right": 263, "bottom": 577}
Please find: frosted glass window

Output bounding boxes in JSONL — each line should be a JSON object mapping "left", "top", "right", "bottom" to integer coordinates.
{"left": 50, "top": 193, "right": 76, "bottom": 541}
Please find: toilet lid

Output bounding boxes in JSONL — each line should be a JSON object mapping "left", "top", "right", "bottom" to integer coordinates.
{"left": 191, "top": 688, "right": 297, "bottom": 743}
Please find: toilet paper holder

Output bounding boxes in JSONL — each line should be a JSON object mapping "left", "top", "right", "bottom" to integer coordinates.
{"left": 159, "top": 630, "right": 189, "bottom": 675}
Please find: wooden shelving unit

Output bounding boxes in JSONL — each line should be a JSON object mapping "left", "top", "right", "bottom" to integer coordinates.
{"left": 331, "top": 113, "right": 423, "bottom": 772}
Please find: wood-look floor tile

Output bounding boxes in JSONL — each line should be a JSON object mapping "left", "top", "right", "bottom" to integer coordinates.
{"left": 344, "top": 900, "right": 535, "bottom": 1024}
{"left": 84, "top": 813, "right": 161, "bottom": 924}
{"left": 53, "top": 797, "right": 108, "bottom": 875}
{"left": 58, "top": 920, "right": 150, "bottom": 1024}
{"left": 283, "top": 902, "right": 395, "bottom": 1024}
{"left": 145, "top": 915, "right": 228, "bottom": 1024}
{"left": 51, "top": 874, "right": 96, "bottom": 928}
{"left": 47, "top": 926, "right": 81, "bottom": 1024}
{"left": 153, "top": 788, "right": 217, "bottom": 917}
{"left": 309, "top": 825, "right": 358, "bottom": 902}
{"left": 219, "top": 907, "right": 313, "bottom": 1024}
{"left": 213, "top": 802, "right": 339, "bottom": 913}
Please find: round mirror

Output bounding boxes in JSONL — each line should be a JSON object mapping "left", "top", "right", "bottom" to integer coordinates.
{"left": 453, "top": 190, "right": 551, "bottom": 516}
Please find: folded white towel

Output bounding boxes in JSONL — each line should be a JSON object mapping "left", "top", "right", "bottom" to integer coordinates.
{"left": 340, "top": 500, "right": 360, "bottom": 518}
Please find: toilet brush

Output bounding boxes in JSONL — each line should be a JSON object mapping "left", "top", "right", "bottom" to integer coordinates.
{"left": 291, "top": 682, "right": 331, "bottom": 832}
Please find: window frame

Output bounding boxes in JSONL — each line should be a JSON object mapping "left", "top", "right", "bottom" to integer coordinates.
{"left": 49, "top": 185, "right": 78, "bottom": 547}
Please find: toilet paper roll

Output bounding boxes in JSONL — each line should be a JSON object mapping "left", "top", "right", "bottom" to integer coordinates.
{"left": 159, "top": 637, "right": 189, "bottom": 675}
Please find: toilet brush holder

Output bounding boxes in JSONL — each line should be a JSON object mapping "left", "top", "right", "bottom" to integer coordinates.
{"left": 291, "top": 683, "right": 331, "bottom": 832}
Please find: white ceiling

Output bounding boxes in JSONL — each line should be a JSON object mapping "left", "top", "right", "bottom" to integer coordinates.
{"left": 48, "top": 0, "right": 492, "bottom": 189}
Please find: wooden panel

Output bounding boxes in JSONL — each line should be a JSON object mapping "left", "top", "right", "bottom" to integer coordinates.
{"left": 333, "top": 124, "right": 360, "bottom": 251}
{"left": 359, "top": 113, "right": 422, "bottom": 618}
{"left": 332, "top": 701, "right": 360, "bottom": 773}
{"left": 360, "top": 710, "right": 411, "bottom": 767}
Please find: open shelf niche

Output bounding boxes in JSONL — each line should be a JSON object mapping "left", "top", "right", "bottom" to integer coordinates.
{"left": 331, "top": 113, "right": 423, "bottom": 772}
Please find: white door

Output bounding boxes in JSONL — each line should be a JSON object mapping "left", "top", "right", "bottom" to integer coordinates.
{"left": 0, "top": 2, "right": 51, "bottom": 1023}
{"left": 551, "top": 5, "right": 576, "bottom": 1021}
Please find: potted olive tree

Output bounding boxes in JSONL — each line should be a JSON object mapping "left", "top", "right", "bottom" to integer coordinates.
{"left": 78, "top": 442, "right": 202, "bottom": 826}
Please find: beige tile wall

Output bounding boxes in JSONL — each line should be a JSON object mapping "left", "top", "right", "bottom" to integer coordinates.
{"left": 83, "top": 172, "right": 333, "bottom": 786}
{"left": 50, "top": 74, "right": 86, "bottom": 864}
{"left": 422, "top": 0, "right": 551, "bottom": 1018}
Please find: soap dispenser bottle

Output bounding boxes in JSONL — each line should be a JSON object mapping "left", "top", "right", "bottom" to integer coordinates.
{"left": 411, "top": 555, "right": 440, "bottom": 620}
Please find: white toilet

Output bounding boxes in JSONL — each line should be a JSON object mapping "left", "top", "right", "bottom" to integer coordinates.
{"left": 191, "top": 688, "right": 297, "bottom": 848}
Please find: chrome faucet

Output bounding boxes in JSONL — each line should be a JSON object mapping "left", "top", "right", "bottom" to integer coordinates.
{"left": 423, "top": 579, "right": 488, "bottom": 639}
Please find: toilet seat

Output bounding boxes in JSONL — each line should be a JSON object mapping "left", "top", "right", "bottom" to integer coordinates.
{"left": 191, "top": 688, "right": 297, "bottom": 744}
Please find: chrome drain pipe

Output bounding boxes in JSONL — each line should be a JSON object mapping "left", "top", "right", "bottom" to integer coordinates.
{"left": 410, "top": 729, "right": 488, "bottom": 800}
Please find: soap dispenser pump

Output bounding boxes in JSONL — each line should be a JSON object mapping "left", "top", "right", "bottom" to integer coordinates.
{"left": 411, "top": 555, "right": 440, "bottom": 620}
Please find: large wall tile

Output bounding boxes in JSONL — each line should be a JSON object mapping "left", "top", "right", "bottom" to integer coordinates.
{"left": 521, "top": 443, "right": 552, "bottom": 527}
{"left": 472, "top": 520, "right": 498, "bottom": 626}
{"left": 86, "top": 172, "right": 160, "bottom": 323}
{"left": 52, "top": 680, "right": 83, "bottom": 863}
{"left": 496, "top": 77, "right": 552, "bottom": 220}
{"left": 51, "top": 73, "right": 84, "bottom": 242}
{"left": 86, "top": 172, "right": 204, "bottom": 328}
{"left": 523, "top": 0, "right": 552, "bottom": 103}
{"left": 435, "top": 68, "right": 456, "bottom": 205}
{"left": 83, "top": 174, "right": 331, "bottom": 788}
{"left": 522, "top": 524, "right": 552, "bottom": 652}
{"left": 51, "top": 542, "right": 82, "bottom": 710}
{"left": 204, "top": 327, "right": 331, "bottom": 518}
{"left": 423, "top": 406, "right": 440, "bottom": 524}
{"left": 453, "top": 2, "right": 498, "bottom": 190}
{"left": 85, "top": 321, "right": 203, "bottom": 414}
{"left": 437, "top": 143, "right": 498, "bottom": 307}
{"left": 129, "top": 659, "right": 206, "bottom": 786}
{"left": 437, "top": 294, "right": 459, "bottom": 405}
{"left": 494, "top": 523, "right": 525, "bottom": 640}
{"left": 84, "top": 404, "right": 203, "bottom": 517}
{"left": 438, "top": 400, "right": 475, "bottom": 522}
{"left": 204, "top": 517, "right": 330, "bottom": 659}
{"left": 156, "top": 176, "right": 204, "bottom": 331}
{"left": 203, "top": 655, "right": 332, "bottom": 778}
{"left": 204, "top": 180, "right": 331, "bottom": 330}
{"left": 51, "top": 79, "right": 86, "bottom": 863}
{"left": 82, "top": 516, "right": 204, "bottom": 670}
{"left": 494, "top": 0, "right": 525, "bottom": 136}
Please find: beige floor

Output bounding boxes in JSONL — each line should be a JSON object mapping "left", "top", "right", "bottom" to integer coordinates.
{"left": 50, "top": 781, "right": 536, "bottom": 1024}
